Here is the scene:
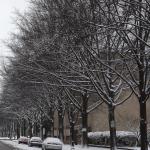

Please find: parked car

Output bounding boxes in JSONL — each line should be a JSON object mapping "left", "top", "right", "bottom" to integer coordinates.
{"left": 18, "top": 136, "right": 29, "bottom": 144}
{"left": 28, "top": 136, "right": 42, "bottom": 147}
{"left": 42, "top": 137, "right": 63, "bottom": 150}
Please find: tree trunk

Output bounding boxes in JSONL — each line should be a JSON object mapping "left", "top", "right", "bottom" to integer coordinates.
{"left": 81, "top": 92, "right": 88, "bottom": 147}
{"left": 29, "top": 122, "right": 33, "bottom": 138}
{"left": 16, "top": 121, "right": 20, "bottom": 139}
{"left": 34, "top": 123, "right": 38, "bottom": 136}
{"left": 140, "top": 101, "right": 148, "bottom": 150}
{"left": 70, "top": 122, "right": 75, "bottom": 147}
{"left": 50, "top": 111, "right": 54, "bottom": 137}
{"left": 51, "top": 119, "right": 54, "bottom": 137}
{"left": 108, "top": 105, "right": 117, "bottom": 150}
{"left": 22, "top": 119, "right": 26, "bottom": 136}
{"left": 70, "top": 106, "right": 75, "bottom": 147}
{"left": 40, "top": 124, "right": 43, "bottom": 139}
{"left": 21, "top": 121, "right": 23, "bottom": 136}
{"left": 58, "top": 113, "right": 64, "bottom": 141}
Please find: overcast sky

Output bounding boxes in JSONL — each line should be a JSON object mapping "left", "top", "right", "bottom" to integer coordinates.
{"left": 0, "top": 0, "right": 28, "bottom": 57}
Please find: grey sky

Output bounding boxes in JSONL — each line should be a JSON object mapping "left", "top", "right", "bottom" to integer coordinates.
{"left": 0, "top": 0, "right": 28, "bottom": 57}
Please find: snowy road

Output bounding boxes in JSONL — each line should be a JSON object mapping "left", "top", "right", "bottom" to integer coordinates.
{"left": 0, "top": 141, "right": 19, "bottom": 150}
{"left": 0, "top": 140, "right": 113, "bottom": 150}
{"left": 0, "top": 139, "right": 147, "bottom": 150}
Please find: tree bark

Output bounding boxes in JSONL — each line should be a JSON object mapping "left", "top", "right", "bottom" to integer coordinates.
{"left": 50, "top": 110, "right": 54, "bottom": 137}
{"left": 140, "top": 101, "right": 148, "bottom": 150}
{"left": 58, "top": 112, "right": 64, "bottom": 141}
{"left": 81, "top": 92, "right": 88, "bottom": 147}
{"left": 40, "top": 124, "right": 43, "bottom": 139}
{"left": 108, "top": 105, "right": 117, "bottom": 150}
{"left": 51, "top": 119, "right": 54, "bottom": 137}
{"left": 29, "top": 122, "right": 33, "bottom": 138}
{"left": 16, "top": 121, "right": 20, "bottom": 139}
{"left": 21, "top": 121, "right": 23, "bottom": 136}
{"left": 70, "top": 106, "right": 75, "bottom": 147}
{"left": 22, "top": 119, "right": 26, "bottom": 136}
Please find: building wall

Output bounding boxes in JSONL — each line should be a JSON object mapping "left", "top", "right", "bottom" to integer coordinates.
{"left": 88, "top": 94, "right": 150, "bottom": 132}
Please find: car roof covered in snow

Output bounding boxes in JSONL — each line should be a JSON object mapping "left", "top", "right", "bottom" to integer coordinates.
{"left": 43, "top": 137, "right": 62, "bottom": 144}
{"left": 30, "top": 137, "right": 41, "bottom": 140}
{"left": 19, "top": 136, "right": 28, "bottom": 139}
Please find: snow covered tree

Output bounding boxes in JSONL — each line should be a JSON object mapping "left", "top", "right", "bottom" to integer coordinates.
{"left": 110, "top": 1, "right": 150, "bottom": 150}
{"left": 51, "top": 1, "right": 133, "bottom": 149}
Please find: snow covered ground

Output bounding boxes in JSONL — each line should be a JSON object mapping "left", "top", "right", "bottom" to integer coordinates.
{"left": 0, "top": 137, "right": 10, "bottom": 140}
{"left": 0, "top": 139, "right": 148, "bottom": 150}
{"left": 0, "top": 140, "right": 108, "bottom": 150}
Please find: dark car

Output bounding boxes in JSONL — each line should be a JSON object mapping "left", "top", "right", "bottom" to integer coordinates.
{"left": 18, "top": 136, "right": 29, "bottom": 144}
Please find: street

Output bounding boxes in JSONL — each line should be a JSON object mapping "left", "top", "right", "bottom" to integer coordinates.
{"left": 0, "top": 141, "right": 19, "bottom": 150}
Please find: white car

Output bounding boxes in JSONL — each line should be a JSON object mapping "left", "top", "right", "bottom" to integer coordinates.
{"left": 28, "top": 137, "right": 42, "bottom": 147}
{"left": 42, "top": 137, "right": 63, "bottom": 150}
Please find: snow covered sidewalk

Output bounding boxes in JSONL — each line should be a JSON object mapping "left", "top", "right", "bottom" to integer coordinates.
{"left": 0, "top": 139, "right": 145, "bottom": 150}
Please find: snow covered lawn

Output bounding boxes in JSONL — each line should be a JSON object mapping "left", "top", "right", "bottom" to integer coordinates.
{"left": 0, "top": 139, "right": 147, "bottom": 150}
{"left": 1, "top": 140, "right": 40, "bottom": 150}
